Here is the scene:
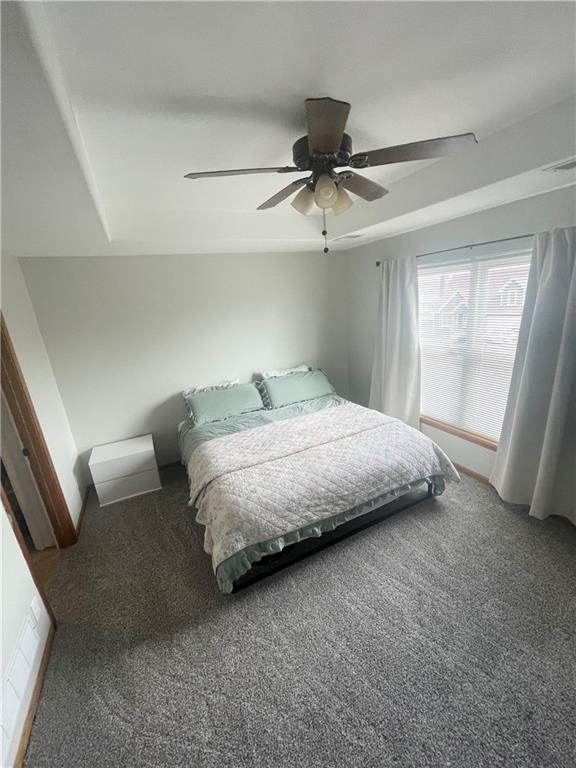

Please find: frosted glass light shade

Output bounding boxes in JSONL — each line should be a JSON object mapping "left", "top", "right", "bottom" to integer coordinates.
{"left": 314, "top": 174, "right": 338, "bottom": 208}
{"left": 291, "top": 186, "right": 315, "bottom": 215}
{"left": 333, "top": 188, "right": 354, "bottom": 216}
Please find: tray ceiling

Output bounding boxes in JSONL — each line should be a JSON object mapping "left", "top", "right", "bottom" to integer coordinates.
{"left": 3, "top": 1, "right": 575, "bottom": 255}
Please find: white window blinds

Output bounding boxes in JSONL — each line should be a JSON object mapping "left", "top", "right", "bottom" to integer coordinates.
{"left": 417, "top": 238, "right": 533, "bottom": 442}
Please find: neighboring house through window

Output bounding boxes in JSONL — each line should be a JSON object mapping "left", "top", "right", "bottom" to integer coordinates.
{"left": 498, "top": 279, "right": 524, "bottom": 307}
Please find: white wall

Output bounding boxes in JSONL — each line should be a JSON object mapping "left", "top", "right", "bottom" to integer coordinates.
{"left": 21, "top": 251, "right": 349, "bottom": 474}
{"left": 344, "top": 186, "right": 576, "bottom": 474}
{"left": 1, "top": 507, "right": 52, "bottom": 767}
{"left": 1, "top": 254, "right": 85, "bottom": 525}
{"left": 421, "top": 424, "right": 497, "bottom": 479}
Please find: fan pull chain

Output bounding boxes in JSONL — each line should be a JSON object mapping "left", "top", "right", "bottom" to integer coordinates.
{"left": 322, "top": 209, "right": 329, "bottom": 253}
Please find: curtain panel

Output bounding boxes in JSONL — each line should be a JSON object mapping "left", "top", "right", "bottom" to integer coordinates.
{"left": 369, "top": 255, "right": 421, "bottom": 428}
{"left": 491, "top": 228, "right": 576, "bottom": 526}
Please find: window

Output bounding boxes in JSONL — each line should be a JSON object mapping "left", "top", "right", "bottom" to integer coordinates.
{"left": 417, "top": 239, "right": 532, "bottom": 442}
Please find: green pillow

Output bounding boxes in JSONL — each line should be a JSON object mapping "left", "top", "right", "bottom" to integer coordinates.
{"left": 183, "top": 383, "right": 264, "bottom": 425}
{"left": 258, "top": 370, "right": 335, "bottom": 409}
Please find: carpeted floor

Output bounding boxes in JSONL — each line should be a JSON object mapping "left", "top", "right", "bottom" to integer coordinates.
{"left": 25, "top": 467, "right": 576, "bottom": 768}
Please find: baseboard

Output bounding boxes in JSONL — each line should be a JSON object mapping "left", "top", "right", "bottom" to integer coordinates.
{"left": 2, "top": 597, "right": 53, "bottom": 768}
{"left": 453, "top": 462, "right": 490, "bottom": 485}
{"left": 75, "top": 486, "right": 90, "bottom": 536}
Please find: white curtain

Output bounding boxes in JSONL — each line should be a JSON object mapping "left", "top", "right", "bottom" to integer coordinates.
{"left": 491, "top": 228, "right": 576, "bottom": 525}
{"left": 369, "top": 254, "right": 421, "bottom": 428}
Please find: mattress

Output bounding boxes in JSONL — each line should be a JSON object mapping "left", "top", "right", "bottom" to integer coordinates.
{"left": 182, "top": 400, "right": 459, "bottom": 593}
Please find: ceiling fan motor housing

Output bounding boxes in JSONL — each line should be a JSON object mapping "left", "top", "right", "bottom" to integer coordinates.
{"left": 292, "top": 133, "right": 353, "bottom": 177}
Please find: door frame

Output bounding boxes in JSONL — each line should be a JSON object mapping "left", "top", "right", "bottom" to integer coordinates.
{"left": 1, "top": 313, "right": 77, "bottom": 548}
{"left": 2, "top": 396, "right": 58, "bottom": 550}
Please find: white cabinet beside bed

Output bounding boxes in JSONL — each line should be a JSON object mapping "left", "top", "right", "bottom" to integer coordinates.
{"left": 89, "top": 434, "right": 161, "bottom": 506}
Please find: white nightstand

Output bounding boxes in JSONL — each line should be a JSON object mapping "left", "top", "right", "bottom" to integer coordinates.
{"left": 89, "top": 434, "right": 161, "bottom": 507}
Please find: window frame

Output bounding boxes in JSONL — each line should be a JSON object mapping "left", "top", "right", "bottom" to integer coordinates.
{"left": 419, "top": 415, "right": 498, "bottom": 451}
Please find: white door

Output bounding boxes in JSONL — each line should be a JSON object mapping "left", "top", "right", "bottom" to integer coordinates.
{"left": 1, "top": 396, "right": 56, "bottom": 550}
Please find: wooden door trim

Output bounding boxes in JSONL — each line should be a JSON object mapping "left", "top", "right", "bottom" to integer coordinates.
{"left": 1, "top": 313, "right": 77, "bottom": 547}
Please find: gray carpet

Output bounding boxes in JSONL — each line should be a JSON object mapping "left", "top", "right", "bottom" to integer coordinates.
{"left": 25, "top": 468, "right": 576, "bottom": 768}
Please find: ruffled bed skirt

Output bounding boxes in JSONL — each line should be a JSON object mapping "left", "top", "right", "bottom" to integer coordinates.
{"left": 214, "top": 476, "right": 445, "bottom": 593}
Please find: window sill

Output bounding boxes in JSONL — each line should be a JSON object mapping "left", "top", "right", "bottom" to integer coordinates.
{"left": 419, "top": 415, "right": 498, "bottom": 452}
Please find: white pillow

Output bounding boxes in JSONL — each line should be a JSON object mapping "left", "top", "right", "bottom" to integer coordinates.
{"left": 262, "top": 365, "right": 310, "bottom": 380}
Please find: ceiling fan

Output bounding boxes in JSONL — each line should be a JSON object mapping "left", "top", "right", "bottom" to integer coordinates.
{"left": 184, "top": 97, "right": 478, "bottom": 218}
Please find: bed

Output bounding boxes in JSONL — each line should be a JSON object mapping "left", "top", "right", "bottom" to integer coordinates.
{"left": 180, "top": 377, "right": 459, "bottom": 593}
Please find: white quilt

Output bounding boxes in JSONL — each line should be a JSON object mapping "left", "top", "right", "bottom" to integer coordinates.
{"left": 187, "top": 403, "right": 459, "bottom": 581}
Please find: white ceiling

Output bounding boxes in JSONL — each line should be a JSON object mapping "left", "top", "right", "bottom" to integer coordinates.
{"left": 3, "top": 1, "right": 576, "bottom": 256}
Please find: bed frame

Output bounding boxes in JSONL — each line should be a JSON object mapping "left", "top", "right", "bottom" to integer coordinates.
{"left": 232, "top": 481, "right": 434, "bottom": 592}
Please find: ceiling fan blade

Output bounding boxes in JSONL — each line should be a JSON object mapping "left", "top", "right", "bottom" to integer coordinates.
{"left": 349, "top": 133, "right": 478, "bottom": 168}
{"left": 257, "top": 179, "right": 308, "bottom": 210}
{"left": 305, "top": 97, "right": 351, "bottom": 155}
{"left": 339, "top": 172, "right": 389, "bottom": 202}
{"left": 184, "top": 166, "right": 298, "bottom": 180}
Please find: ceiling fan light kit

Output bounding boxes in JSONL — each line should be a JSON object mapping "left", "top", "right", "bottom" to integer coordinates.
{"left": 333, "top": 187, "right": 354, "bottom": 216}
{"left": 314, "top": 174, "right": 339, "bottom": 208}
{"left": 291, "top": 186, "right": 315, "bottom": 216}
{"left": 184, "top": 97, "right": 477, "bottom": 251}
